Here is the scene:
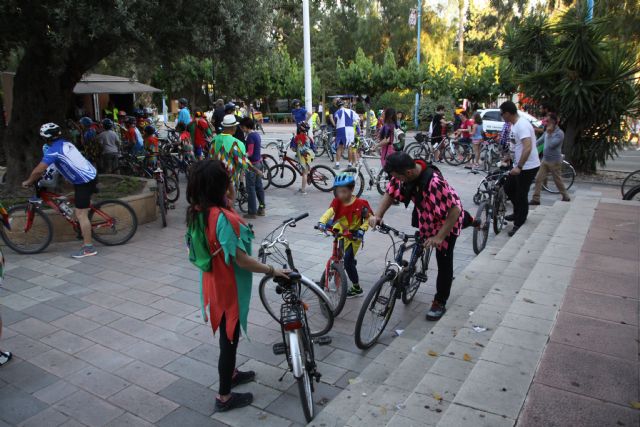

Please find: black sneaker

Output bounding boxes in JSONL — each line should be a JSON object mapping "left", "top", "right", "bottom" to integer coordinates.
{"left": 426, "top": 301, "right": 446, "bottom": 321}
{"left": 505, "top": 214, "right": 516, "bottom": 222}
{"left": 215, "top": 392, "right": 253, "bottom": 412}
{"left": 231, "top": 369, "right": 255, "bottom": 388}
{"left": 347, "top": 285, "right": 364, "bottom": 298}
{"left": 508, "top": 226, "right": 520, "bottom": 237}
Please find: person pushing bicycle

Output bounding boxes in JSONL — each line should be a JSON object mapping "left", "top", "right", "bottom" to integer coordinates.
{"left": 368, "top": 152, "right": 478, "bottom": 320}
{"left": 22, "top": 123, "right": 98, "bottom": 258}
{"left": 317, "top": 173, "right": 372, "bottom": 298}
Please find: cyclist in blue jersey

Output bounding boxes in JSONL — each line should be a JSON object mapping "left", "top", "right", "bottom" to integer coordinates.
{"left": 22, "top": 123, "right": 99, "bottom": 258}
{"left": 333, "top": 99, "right": 359, "bottom": 170}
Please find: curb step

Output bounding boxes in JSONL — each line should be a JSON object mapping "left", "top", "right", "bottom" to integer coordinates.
{"left": 309, "top": 203, "right": 558, "bottom": 427}
{"left": 433, "top": 196, "right": 598, "bottom": 427}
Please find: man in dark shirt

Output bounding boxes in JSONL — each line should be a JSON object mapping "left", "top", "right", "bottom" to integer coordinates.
{"left": 239, "top": 118, "right": 265, "bottom": 218}
{"left": 213, "top": 99, "right": 226, "bottom": 134}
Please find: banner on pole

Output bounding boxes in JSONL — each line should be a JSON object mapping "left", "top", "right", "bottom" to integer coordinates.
{"left": 408, "top": 8, "right": 417, "bottom": 27}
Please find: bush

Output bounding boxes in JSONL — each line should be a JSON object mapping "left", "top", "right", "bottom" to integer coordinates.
{"left": 371, "top": 91, "right": 415, "bottom": 118}
{"left": 419, "top": 95, "right": 456, "bottom": 130}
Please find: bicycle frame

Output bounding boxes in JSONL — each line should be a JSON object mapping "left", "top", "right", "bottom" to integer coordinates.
{"left": 378, "top": 224, "right": 425, "bottom": 286}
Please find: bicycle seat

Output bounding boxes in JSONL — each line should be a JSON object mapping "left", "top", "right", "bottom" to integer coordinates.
{"left": 273, "top": 271, "right": 301, "bottom": 285}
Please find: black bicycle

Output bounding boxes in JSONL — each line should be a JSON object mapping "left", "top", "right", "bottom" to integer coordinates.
{"left": 354, "top": 223, "right": 432, "bottom": 349}
{"left": 472, "top": 170, "right": 509, "bottom": 254}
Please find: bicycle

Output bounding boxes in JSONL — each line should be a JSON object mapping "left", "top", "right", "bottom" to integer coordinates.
{"left": 542, "top": 159, "right": 575, "bottom": 194}
{"left": 313, "top": 125, "right": 335, "bottom": 162}
{"left": 354, "top": 223, "right": 432, "bottom": 349}
{"left": 152, "top": 166, "right": 172, "bottom": 227}
{"left": 347, "top": 150, "right": 389, "bottom": 197}
{"left": 117, "top": 153, "right": 180, "bottom": 203}
{"left": 472, "top": 170, "right": 509, "bottom": 254}
{"left": 269, "top": 271, "right": 332, "bottom": 422}
{"left": 622, "top": 184, "right": 640, "bottom": 201}
{"left": 267, "top": 140, "right": 336, "bottom": 192}
{"left": 404, "top": 133, "right": 436, "bottom": 162}
{"left": 258, "top": 213, "right": 335, "bottom": 337}
{"left": 0, "top": 182, "right": 138, "bottom": 254}
{"left": 314, "top": 226, "right": 353, "bottom": 317}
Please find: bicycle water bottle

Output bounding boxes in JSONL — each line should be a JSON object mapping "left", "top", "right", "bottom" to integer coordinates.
{"left": 56, "top": 198, "right": 74, "bottom": 219}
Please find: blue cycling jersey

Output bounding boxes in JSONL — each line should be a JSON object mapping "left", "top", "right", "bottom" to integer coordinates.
{"left": 42, "top": 138, "right": 96, "bottom": 185}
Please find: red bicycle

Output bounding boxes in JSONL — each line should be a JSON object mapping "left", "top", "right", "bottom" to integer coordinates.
{"left": 0, "top": 182, "right": 138, "bottom": 254}
{"left": 268, "top": 140, "right": 336, "bottom": 192}
{"left": 315, "top": 225, "right": 357, "bottom": 317}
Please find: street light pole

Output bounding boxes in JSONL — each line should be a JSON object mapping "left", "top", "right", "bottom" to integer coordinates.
{"left": 413, "top": 0, "right": 422, "bottom": 129}
{"left": 302, "top": 0, "right": 313, "bottom": 132}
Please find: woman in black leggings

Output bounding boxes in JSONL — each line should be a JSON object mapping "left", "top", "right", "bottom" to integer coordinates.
{"left": 186, "top": 161, "right": 287, "bottom": 412}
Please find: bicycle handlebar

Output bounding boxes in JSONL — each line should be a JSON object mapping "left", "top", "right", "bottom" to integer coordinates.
{"left": 283, "top": 212, "right": 308, "bottom": 224}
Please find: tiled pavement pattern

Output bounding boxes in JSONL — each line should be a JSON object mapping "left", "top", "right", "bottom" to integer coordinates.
{"left": 518, "top": 200, "right": 640, "bottom": 427}
{"left": 0, "top": 153, "right": 488, "bottom": 427}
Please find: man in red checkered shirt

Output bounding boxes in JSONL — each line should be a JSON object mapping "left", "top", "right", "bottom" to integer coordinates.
{"left": 369, "top": 152, "right": 476, "bottom": 321}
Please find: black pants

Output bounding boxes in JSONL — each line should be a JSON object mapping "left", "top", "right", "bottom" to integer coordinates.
{"left": 434, "top": 235, "right": 457, "bottom": 305}
{"left": 505, "top": 167, "right": 539, "bottom": 227}
{"left": 343, "top": 245, "right": 358, "bottom": 285}
{"left": 218, "top": 315, "right": 240, "bottom": 396}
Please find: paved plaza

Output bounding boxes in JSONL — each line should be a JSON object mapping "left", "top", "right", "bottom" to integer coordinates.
{"left": 0, "top": 136, "right": 637, "bottom": 426}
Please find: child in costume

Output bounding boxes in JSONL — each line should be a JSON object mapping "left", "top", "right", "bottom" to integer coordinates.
{"left": 317, "top": 173, "right": 372, "bottom": 297}
{"left": 290, "top": 121, "right": 315, "bottom": 194}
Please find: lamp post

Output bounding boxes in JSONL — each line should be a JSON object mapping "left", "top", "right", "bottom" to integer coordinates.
{"left": 302, "top": 0, "right": 313, "bottom": 132}
{"left": 413, "top": 0, "right": 422, "bottom": 130}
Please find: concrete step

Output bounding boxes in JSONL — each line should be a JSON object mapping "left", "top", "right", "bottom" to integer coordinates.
{"left": 309, "top": 203, "right": 558, "bottom": 427}
{"left": 434, "top": 195, "right": 599, "bottom": 427}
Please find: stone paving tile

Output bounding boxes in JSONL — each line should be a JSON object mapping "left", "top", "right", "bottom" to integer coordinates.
{"left": 41, "top": 330, "right": 94, "bottom": 354}
{"left": 66, "top": 366, "right": 130, "bottom": 399}
{"left": 120, "top": 340, "right": 180, "bottom": 368}
{"left": 0, "top": 385, "right": 49, "bottom": 425}
{"left": 437, "top": 403, "right": 513, "bottom": 427}
{"left": 19, "top": 407, "right": 70, "bottom": 427}
{"left": 45, "top": 296, "right": 91, "bottom": 313}
{"left": 157, "top": 407, "right": 226, "bottom": 427}
{"left": 164, "top": 355, "right": 218, "bottom": 387}
{"left": 158, "top": 378, "right": 217, "bottom": 416}
{"left": 33, "top": 380, "right": 80, "bottom": 405}
{"left": 108, "top": 385, "right": 179, "bottom": 423}
{"left": 83, "top": 326, "right": 139, "bottom": 351}
{"left": 212, "top": 406, "right": 293, "bottom": 427}
{"left": 0, "top": 360, "right": 59, "bottom": 394}
{"left": 21, "top": 303, "right": 69, "bottom": 323}
{"left": 10, "top": 317, "right": 59, "bottom": 339}
{"left": 30, "top": 349, "right": 89, "bottom": 378}
{"left": 73, "top": 305, "right": 123, "bottom": 325}
{"left": 111, "top": 301, "right": 161, "bottom": 321}
{"left": 562, "top": 288, "right": 638, "bottom": 326}
{"left": 51, "top": 314, "right": 101, "bottom": 335}
{"left": 104, "top": 413, "right": 155, "bottom": 427}
{"left": 0, "top": 306, "right": 29, "bottom": 325}
{"left": 54, "top": 390, "right": 124, "bottom": 427}
{"left": 115, "top": 360, "right": 178, "bottom": 393}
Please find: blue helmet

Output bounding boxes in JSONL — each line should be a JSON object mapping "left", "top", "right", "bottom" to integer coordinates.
{"left": 79, "top": 117, "right": 93, "bottom": 127}
{"left": 333, "top": 173, "right": 355, "bottom": 188}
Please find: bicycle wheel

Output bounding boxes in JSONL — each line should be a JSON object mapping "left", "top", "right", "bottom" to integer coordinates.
{"left": 444, "top": 142, "right": 467, "bottom": 166}
{"left": 376, "top": 169, "right": 390, "bottom": 195}
{"left": 90, "top": 200, "right": 138, "bottom": 245}
{"left": 405, "top": 143, "right": 426, "bottom": 159}
{"left": 236, "top": 187, "right": 248, "bottom": 213}
{"left": 261, "top": 154, "right": 277, "bottom": 190}
{"left": 308, "top": 165, "right": 336, "bottom": 192}
{"left": 157, "top": 185, "right": 167, "bottom": 227}
{"left": 543, "top": 160, "right": 576, "bottom": 193}
{"left": 269, "top": 164, "right": 297, "bottom": 188}
{"left": 292, "top": 331, "right": 315, "bottom": 422}
{"left": 473, "top": 202, "right": 490, "bottom": 255}
{"left": 0, "top": 204, "right": 53, "bottom": 254}
{"left": 403, "top": 248, "right": 430, "bottom": 304}
{"left": 621, "top": 169, "right": 640, "bottom": 197}
{"left": 623, "top": 184, "right": 640, "bottom": 201}
{"left": 355, "top": 274, "right": 398, "bottom": 349}
{"left": 320, "top": 262, "right": 348, "bottom": 316}
{"left": 325, "top": 141, "right": 335, "bottom": 162}
{"left": 259, "top": 276, "right": 334, "bottom": 337}
{"left": 164, "top": 170, "right": 180, "bottom": 203}
{"left": 352, "top": 171, "right": 365, "bottom": 197}
{"left": 493, "top": 190, "right": 507, "bottom": 234}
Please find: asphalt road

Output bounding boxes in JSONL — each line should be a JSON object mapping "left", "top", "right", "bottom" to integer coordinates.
{"left": 601, "top": 147, "right": 640, "bottom": 172}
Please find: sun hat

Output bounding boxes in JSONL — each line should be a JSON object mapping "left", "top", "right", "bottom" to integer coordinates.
{"left": 222, "top": 114, "right": 238, "bottom": 127}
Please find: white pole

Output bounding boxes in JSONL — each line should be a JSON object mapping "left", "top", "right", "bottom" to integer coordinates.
{"left": 302, "top": 0, "right": 313, "bottom": 132}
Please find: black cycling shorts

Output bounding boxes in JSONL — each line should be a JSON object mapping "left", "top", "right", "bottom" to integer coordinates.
{"left": 74, "top": 179, "right": 97, "bottom": 209}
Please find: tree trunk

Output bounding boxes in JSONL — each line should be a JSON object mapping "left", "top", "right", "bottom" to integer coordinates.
{"left": 458, "top": 0, "right": 465, "bottom": 67}
{"left": 563, "top": 118, "right": 583, "bottom": 169}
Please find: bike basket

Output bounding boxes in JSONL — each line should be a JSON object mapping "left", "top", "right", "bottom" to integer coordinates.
{"left": 280, "top": 304, "right": 303, "bottom": 331}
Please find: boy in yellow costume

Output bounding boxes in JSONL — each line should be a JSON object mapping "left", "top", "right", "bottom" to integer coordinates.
{"left": 318, "top": 173, "right": 372, "bottom": 297}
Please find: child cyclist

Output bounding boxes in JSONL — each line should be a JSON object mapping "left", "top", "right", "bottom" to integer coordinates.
{"left": 290, "top": 121, "right": 315, "bottom": 194}
{"left": 317, "top": 173, "right": 372, "bottom": 298}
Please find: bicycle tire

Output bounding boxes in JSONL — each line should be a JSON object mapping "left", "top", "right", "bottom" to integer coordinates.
{"left": 353, "top": 171, "right": 366, "bottom": 197}
{"left": 405, "top": 143, "right": 426, "bottom": 159}
{"left": 0, "top": 204, "right": 53, "bottom": 254}
{"left": 355, "top": 273, "right": 397, "bottom": 349}
{"left": 493, "top": 190, "right": 506, "bottom": 234}
{"left": 90, "top": 200, "right": 139, "bottom": 245}
{"left": 320, "top": 262, "right": 348, "bottom": 316}
{"left": 623, "top": 184, "right": 640, "bottom": 201}
{"left": 236, "top": 188, "right": 248, "bottom": 213}
{"left": 402, "top": 248, "right": 430, "bottom": 304}
{"left": 261, "top": 154, "right": 277, "bottom": 190}
{"left": 259, "top": 275, "right": 334, "bottom": 337}
{"left": 264, "top": 141, "right": 279, "bottom": 151}
{"left": 308, "top": 165, "right": 336, "bottom": 192}
{"left": 473, "top": 202, "right": 490, "bottom": 255}
{"left": 164, "top": 170, "right": 180, "bottom": 203}
{"left": 326, "top": 142, "right": 335, "bottom": 162}
{"left": 376, "top": 169, "right": 389, "bottom": 195}
{"left": 157, "top": 185, "right": 167, "bottom": 227}
{"left": 294, "top": 332, "right": 315, "bottom": 422}
{"left": 621, "top": 169, "right": 640, "bottom": 197}
{"left": 268, "top": 164, "right": 297, "bottom": 188}
{"left": 444, "top": 142, "right": 467, "bottom": 166}
{"left": 543, "top": 160, "right": 576, "bottom": 194}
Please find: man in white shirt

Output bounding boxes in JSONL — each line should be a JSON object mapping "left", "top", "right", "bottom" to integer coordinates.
{"left": 500, "top": 101, "right": 540, "bottom": 236}
{"left": 333, "top": 100, "right": 359, "bottom": 169}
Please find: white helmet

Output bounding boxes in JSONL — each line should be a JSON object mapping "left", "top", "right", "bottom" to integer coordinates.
{"left": 40, "top": 123, "right": 62, "bottom": 139}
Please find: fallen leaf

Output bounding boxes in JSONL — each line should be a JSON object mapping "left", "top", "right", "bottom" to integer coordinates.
{"left": 379, "top": 405, "right": 387, "bottom": 415}
{"left": 258, "top": 414, "right": 267, "bottom": 420}
{"left": 433, "top": 392, "right": 443, "bottom": 401}
{"left": 630, "top": 401, "right": 640, "bottom": 409}
{"left": 475, "top": 342, "right": 485, "bottom": 347}
{"left": 428, "top": 350, "right": 439, "bottom": 357}
{"left": 463, "top": 353, "right": 472, "bottom": 362}
{"left": 523, "top": 298, "right": 535, "bottom": 304}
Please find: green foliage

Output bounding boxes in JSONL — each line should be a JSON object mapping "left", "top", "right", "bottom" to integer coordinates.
{"left": 418, "top": 94, "right": 456, "bottom": 130}
{"left": 372, "top": 91, "right": 415, "bottom": 116}
{"left": 501, "top": 4, "right": 640, "bottom": 172}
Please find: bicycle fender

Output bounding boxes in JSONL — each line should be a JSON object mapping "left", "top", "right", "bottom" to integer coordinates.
{"left": 288, "top": 330, "right": 304, "bottom": 378}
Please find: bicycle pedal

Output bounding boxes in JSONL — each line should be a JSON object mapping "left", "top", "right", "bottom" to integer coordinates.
{"left": 272, "top": 342, "right": 287, "bottom": 355}
{"left": 314, "top": 336, "right": 332, "bottom": 346}
{"left": 314, "top": 372, "right": 322, "bottom": 383}
{"left": 414, "top": 273, "right": 428, "bottom": 282}
{"left": 167, "top": 204, "right": 176, "bottom": 210}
